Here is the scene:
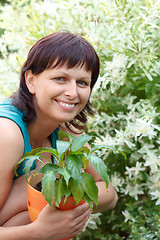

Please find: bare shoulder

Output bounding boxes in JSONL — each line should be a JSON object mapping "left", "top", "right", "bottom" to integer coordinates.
{"left": 0, "top": 117, "right": 24, "bottom": 208}
{"left": 0, "top": 117, "right": 24, "bottom": 166}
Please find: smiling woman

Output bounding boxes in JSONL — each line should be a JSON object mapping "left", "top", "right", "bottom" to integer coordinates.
{"left": 0, "top": 31, "right": 118, "bottom": 240}
{"left": 12, "top": 31, "right": 99, "bottom": 131}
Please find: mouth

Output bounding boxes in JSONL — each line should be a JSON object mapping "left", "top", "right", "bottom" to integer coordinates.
{"left": 56, "top": 100, "right": 78, "bottom": 110}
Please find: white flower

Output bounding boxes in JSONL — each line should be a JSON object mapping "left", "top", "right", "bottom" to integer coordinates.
{"left": 144, "top": 151, "right": 160, "bottom": 173}
{"left": 82, "top": 213, "right": 101, "bottom": 231}
{"left": 122, "top": 210, "right": 135, "bottom": 222}
{"left": 94, "top": 134, "right": 115, "bottom": 147}
{"left": 130, "top": 151, "right": 142, "bottom": 162}
{"left": 148, "top": 172, "right": 160, "bottom": 193}
{"left": 120, "top": 95, "right": 137, "bottom": 111}
{"left": 102, "top": 54, "right": 128, "bottom": 93}
{"left": 125, "top": 162, "right": 146, "bottom": 179}
{"left": 114, "top": 129, "right": 135, "bottom": 148}
{"left": 111, "top": 172, "right": 124, "bottom": 192}
{"left": 120, "top": 182, "right": 132, "bottom": 195}
{"left": 138, "top": 144, "right": 155, "bottom": 154}
{"left": 135, "top": 119, "right": 157, "bottom": 140}
{"left": 128, "top": 184, "right": 144, "bottom": 200}
{"left": 150, "top": 190, "right": 160, "bottom": 205}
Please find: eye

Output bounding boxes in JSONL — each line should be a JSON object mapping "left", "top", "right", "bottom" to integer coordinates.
{"left": 55, "top": 77, "right": 64, "bottom": 82}
{"left": 77, "top": 80, "right": 89, "bottom": 87}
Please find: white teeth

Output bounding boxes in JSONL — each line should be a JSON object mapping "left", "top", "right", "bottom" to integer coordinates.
{"left": 59, "top": 102, "right": 75, "bottom": 108}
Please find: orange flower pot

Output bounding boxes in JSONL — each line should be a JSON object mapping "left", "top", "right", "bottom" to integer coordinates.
{"left": 27, "top": 173, "right": 85, "bottom": 240}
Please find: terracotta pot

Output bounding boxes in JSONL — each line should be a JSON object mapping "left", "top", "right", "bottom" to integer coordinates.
{"left": 27, "top": 173, "right": 85, "bottom": 240}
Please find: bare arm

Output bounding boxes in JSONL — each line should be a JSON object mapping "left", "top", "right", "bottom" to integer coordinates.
{"left": 0, "top": 118, "right": 24, "bottom": 214}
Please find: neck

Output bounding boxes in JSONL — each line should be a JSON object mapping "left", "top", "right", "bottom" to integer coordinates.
{"left": 28, "top": 120, "right": 58, "bottom": 149}
{"left": 29, "top": 134, "right": 48, "bottom": 149}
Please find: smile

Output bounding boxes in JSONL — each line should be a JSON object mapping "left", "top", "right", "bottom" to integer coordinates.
{"left": 57, "top": 101, "right": 77, "bottom": 109}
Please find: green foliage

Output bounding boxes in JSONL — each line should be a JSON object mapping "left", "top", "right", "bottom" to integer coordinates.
{"left": 126, "top": 200, "right": 160, "bottom": 240}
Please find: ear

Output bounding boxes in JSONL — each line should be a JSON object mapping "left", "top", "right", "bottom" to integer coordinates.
{"left": 25, "top": 70, "right": 36, "bottom": 94}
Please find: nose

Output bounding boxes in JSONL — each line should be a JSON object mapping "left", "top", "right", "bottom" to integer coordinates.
{"left": 64, "top": 80, "right": 78, "bottom": 99}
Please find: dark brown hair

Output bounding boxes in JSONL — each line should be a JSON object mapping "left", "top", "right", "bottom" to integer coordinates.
{"left": 12, "top": 31, "right": 100, "bottom": 132}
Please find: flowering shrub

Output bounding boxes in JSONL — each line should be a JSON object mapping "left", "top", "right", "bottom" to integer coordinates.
{"left": 0, "top": 0, "right": 160, "bottom": 239}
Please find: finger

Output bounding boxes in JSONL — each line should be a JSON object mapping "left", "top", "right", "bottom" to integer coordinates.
{"left": 75, "top": 208, "right": 91, "bottom": 223}
{"left": 72, "top": 209, "right": 91, "bottom": 235}
{"left": 73, "top": 208, "right": 91, "bottom": 229}
{"left": 73, "top": 203, "right": 90, "bottom": 217}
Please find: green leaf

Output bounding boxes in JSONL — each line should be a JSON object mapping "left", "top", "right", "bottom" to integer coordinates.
{"left": 22, "top": 147, "right": 57, "bottom": 158}
{"left": 56, "top": 140, "right": 70, "bottom": 159}
{"left": 81, "top": 156, "right": 89, "bottom": 170}
{"left": 14, "top": 154, "right": 40, "bottom": 176}
{"left": 38, "top": 164, "right": 71, "bottom": 186}
{"left": 56, "top": 166, "right": 71, "bottom": 186}
{"left": 71, "top": 135, "right": 93, "bottom": 152}
{"left": 15, "top": 147, "right": 59, "bottom": 168}
{"left": 54, "top": 178, "right": 70, "bottom": 207}
{"left": 90, "top": 145, "right": 115, "bottom": 154}
{"left": 23, "top": 156, "right": 40, "bottom": 181}
{"left": 79, "top": 146, "right": 90, "bottom": 154}
{"left": 32, "top": 148, "right": 60, "bottom": 163}
{"left": 118, "top": 150, "right": 127, "bottom": 162}
{"left": 69, "top": 146, "right": 90, "bottom": 156}
{"left": 65, "top": 155, "right": 82, "bottom": 181}
{"left": 90, "top": 145, "right": 127, "bottom": 163}
{"left": 58, "top": 130, "right": 76, "bottom": 143}
{"left": 69, "top": 178, "right": 84, "bottom": 205}
{"left": 14, "top": 160, "right": 24, "bottom": 177}
{"left": 63, "top": 187, "right": 72, "bottom": 204}
{"left": 83, "top": 193, "right": 94, "bottom": 211}
{"left": 41, "top": 171, "right": 56, "bottom": 208}
{"left": 38, "top": 163, "right": 59, "bottom": 174}
{"left": 85, "top": 154, "right": 109, "bottom": 189}
{"left": 97, "top": 162, "right": 110, "bottom": 189}
{"left": 14, "top": 147, "right": 61, "bottom": 177}
{"left": 81, "top": 172, "right": 98, "bottom": 206}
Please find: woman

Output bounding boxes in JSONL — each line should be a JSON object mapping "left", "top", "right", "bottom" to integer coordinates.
{"left": 0, "top": 31, "right": 118, "bottom": 239}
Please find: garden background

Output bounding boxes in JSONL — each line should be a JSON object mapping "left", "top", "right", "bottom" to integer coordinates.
{"left": 0, "top": 0, "right": 160, "bottom": 239}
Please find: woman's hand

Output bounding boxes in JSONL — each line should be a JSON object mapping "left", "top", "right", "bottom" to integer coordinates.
{"left": 33, "top": 202, "right": 91, "bottom": 240}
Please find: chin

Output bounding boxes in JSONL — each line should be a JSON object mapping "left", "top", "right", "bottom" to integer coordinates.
{"left": 58, "top": 118, "right": 73, "bottom": 124}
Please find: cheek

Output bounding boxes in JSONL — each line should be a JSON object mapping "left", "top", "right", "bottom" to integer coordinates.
{"left": 48, "top": 84, "right": 64, "bottom": 96}
{"left": 36, "top": 84, "right": 59, "bottom": 98}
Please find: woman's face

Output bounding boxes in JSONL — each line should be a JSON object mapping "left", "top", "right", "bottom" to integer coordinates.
{"left": 26, "top": 64, "right": 91, "bottom": 125}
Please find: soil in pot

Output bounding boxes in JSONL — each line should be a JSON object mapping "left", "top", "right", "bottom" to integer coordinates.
{"left": 35, "top": 181, "right": 42, "bottom": 192}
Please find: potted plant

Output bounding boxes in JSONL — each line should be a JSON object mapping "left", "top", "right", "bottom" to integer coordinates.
{"left": 14, "top": 130, "right": 123, "bottom": 232}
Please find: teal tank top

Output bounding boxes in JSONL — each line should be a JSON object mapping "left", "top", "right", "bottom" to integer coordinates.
{"left": 0, "top": 98, "right": 58, "bottom": 178}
